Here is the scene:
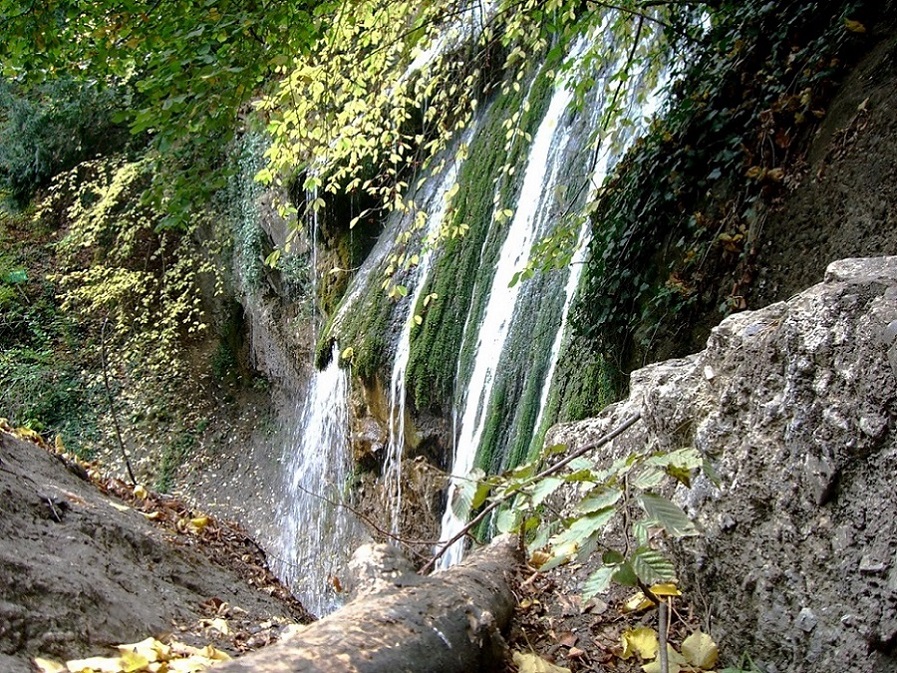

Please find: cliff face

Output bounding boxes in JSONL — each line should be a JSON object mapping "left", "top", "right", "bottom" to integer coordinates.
{"left": 547, "top": 257, "right": 897, "bottom": 672}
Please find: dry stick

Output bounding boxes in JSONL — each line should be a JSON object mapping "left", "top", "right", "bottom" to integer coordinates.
{"left": 100, "top": 318, "right": 136, "bottom": 486}
{"left": 291, "top": 482, "right": 444, "bottom": 554}
{"left": 421, "top": 411, "right": 643, "bottom": 574}
{"left": 659, "top": 598, "right": 670, "bottom": 673}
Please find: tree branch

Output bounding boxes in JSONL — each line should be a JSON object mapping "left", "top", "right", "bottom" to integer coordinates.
{"left": 422, "top": 411, "right": 643, "bottom": 573}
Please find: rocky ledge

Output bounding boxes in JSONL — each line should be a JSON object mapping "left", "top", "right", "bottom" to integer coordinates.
{"left": 548, "top": 257, "right": 897, "bottom": 673}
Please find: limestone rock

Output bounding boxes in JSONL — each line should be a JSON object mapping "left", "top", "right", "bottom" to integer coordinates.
{"left": 547, "top": 257, "right": 897, "bottom": 673}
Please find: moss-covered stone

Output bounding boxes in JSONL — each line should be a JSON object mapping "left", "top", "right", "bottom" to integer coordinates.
{"left": 405, "top": 56, "right": 559, "bottom": 414}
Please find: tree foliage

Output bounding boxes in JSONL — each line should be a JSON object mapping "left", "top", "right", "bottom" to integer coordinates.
{"left": 0, "top": 0, "right": 335, "bottom": 221}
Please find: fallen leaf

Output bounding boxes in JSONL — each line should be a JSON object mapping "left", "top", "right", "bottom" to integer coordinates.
{"left": 642, "top": 645, "right": 688, "bottom": 673}
{"left": 206, "top": 617, "right": 230, "bottom": 635}
{"left": 65, "top": 655, "right": 123, "bottom": 672}
{"left": 622, "top": 591, "right": 654, "bottom": 613}
{"left": 530, "top": 550, "right": 551, "bottom": 568}
{"left": 844, "top": 18, "right": 866, "bottom": 32}
{"left": 111, "top": 502, "right": 131, "bottom": 512}
{"left": 119, "top": 649, "right": 150, "bottom": 672}
{"left": 141, "top": 511, "right": 161, "bottom": 520}
{"left": 117, "top": 637, "right": 170, "bottom": 663}
{"left": 188, "top": 516, "right": 210, "bottom": 533}
{"left": 33, "top": 658, "right": 66, "bottom": 673}
{"left": 133, "top": 484, "right": 148, "bottom": 500}
{"left": 557, "top": 631, "right": 577, "bottom": 648}
{"left": 621, "top": 627, "right": 658, "bottom": 660}
{"left": 682, "top": 630, "right": 719, "bottom": 669}
{"left": 568, "top": 647, "right": 585, "bottom": 658}
{"left": 512, "top": 651, "right": 571, "bottom": 673}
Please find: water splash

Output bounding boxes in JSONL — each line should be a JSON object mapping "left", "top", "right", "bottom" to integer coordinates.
{"left": 272, "top": 345, "right": 365, "bottom": 617}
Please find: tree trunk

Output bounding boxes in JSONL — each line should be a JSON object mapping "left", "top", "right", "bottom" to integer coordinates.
{"left": 214, "top": 535, "right": 520, "bottom": 673}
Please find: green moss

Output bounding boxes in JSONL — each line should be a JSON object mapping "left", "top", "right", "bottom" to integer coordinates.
{"left": 406, "top": 56, "right": 559, "bottom": 413}
{"left": 572, "top": 0, "right": 868, "bottom": 373}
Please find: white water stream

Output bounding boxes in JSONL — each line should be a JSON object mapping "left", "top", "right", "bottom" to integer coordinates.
{"left": 437, "top": 55, "right": 585, "bottom": 568}
{"left": 272, "top": 345, "right": 364, "bottom": 617}
{"left": 385, "top": 160, "right": 461, "bottom": 534}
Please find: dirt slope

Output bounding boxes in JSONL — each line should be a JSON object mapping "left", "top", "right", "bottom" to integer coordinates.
{"left": 0, "top": 426, "right": 310, "bottom": 673}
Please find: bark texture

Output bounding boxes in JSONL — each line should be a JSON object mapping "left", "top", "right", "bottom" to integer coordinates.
{"left": 214, "top": 535, "right": 520, "bottom": 673}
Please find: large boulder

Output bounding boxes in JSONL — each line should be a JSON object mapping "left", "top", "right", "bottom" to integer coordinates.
{"left": 547, "top": 257, "right": 897, "bottom": 673}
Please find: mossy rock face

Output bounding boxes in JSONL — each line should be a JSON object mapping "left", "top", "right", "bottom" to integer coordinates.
{"left": 405, "top": 56, "right": 558, "bottom": 415}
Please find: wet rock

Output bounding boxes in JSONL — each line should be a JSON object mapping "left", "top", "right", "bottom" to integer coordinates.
{"left": 547, "top": 258, "right": 897, "bottom": 673}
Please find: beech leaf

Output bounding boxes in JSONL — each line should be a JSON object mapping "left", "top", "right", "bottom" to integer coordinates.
{"left": 621, "top": 627, "right": 658, "bottom": 659}
{"left": 682, "top": 630, "right": 719, "bottom": 669}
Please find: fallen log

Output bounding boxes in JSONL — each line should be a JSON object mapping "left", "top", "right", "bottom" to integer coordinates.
{"left": 214, "top": 535, "right": 521, "bottom": 673}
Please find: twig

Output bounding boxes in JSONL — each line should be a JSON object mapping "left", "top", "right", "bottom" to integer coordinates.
{"left": 659, "top": 598, "right": 670, "bottom": 673}
{"left": 100, "top": 318, "right": 136, "bottom": 486}
{"left": 291, "top": 482, "right": 444, "bottom": 559}
{"left": 421, "top": 412, "right": 643, "bottom": 574}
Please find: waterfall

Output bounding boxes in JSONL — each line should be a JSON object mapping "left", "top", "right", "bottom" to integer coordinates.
{"left": 385, "top": 160, "right": 461, "bottom": 534}
{"left": 437, "top": 49, "right": 586, "bottom": 568}
{"left": 272, "top": 345, "right": 365, "bottom": 617}
{"left": 435, "top": 30, "right": 672, "bottom": 566}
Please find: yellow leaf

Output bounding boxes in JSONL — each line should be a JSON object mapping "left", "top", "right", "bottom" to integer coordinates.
{"left": 55, "top": 435, "right": 66, "bottom": 453}
{"left": 844, "top": 18, "right": 866, "bottom": 33}
{"left": 622, "top": 591, "right": 654, "bottom": 613}
{"left": 34, "top": 658, "right": 66, "bottom": 673}
{"left": 641, "top": 645, "right": 687, "bottom": 673}
{"left": 681, "top": 630, "right": 719, "bottom": 669}
{"left": 341, "top": 346, "right": 354, "bottom": 361}
{"left": 119, "top": 649, "right": 149, "bottom": 672}
{"left": 133, "top": 484, "right": 148, "bottom": 499}
{"left": 512, "top": 651, "right": 571, "bottom": 673}
{"left": 168, "top": 657, "right": 213, "bottom": 673}
{"left": 199, "top": 645, "right": 230, "bottom": 662}
{"left": 117, "top": 637, "right": 170, "bottom": 663}
{"left": 530, "top": 550, "right": 551, "bottom": 568}
{"left": 188, "top": 516, "right": 209, "bottom": 533}
{"left": 203, "top": 617, "right": 230, "bottom": 635}
{"left": 111, "top": 502, "right": 131, "bottom": 512}
{"left": 141, "top": 511, "right": 161, "bottom": 520}
{"left": 649, "top": 583, "right": 682, "bottom": 597}
{"left": 621, "top": 627, "right": 658, "bottom": 660}
{"left": 65, "top": 655, "right": 123, "bottom": 672}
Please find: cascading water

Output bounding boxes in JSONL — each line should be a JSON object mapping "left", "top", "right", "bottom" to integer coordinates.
{"left": 437, "top": 44, "right": 588, "bottom": 568}
{"left": 385, "top": 160, "right": 461, "bottom": 534}
{"left": 436, "top": 32, "right": 672, "bottom": 566}
{"left": 271, "top": 344, "right": 365, "bottom": 617}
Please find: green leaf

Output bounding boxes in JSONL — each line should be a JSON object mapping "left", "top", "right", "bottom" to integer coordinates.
{"left": 2, "top": 269, "right": 27, "bottom": 284}
{"left": 646, "top": 448, "right": 703, "bottom": 470}
{"left": 613, "top": 561, "right": 639, "bottom": 587}
{"left": 264, "top": 249, "right": 281, "bottom": 268}
{"left": 451, "top": 467, "right": 486, "bottom": 519}
{"left": 529, "top": 477, "right": 564, "bottom": 506}
{"left": 630, "top": 546, "right": 676, "bottom": 585}
{"left": 633, "top": 520, "right": 650, "bottom": 547}
{"left": 702, "top": 456, "right": 722, "bottom": 487}
{"left": 630, "top": 466, "right": 665, "bottom": 489}
{"left": 577, "top": 487, "right": 622, "bottom": 514}
{"left": 496, "top": 506, "right": 523, "bottom": 534}
{"left": 582, "top": 564, "right": 618, "bottom": 600}
{"left": 666, "top": 464, "right": 692, "bottom": 487}
{"left": 566, "top": 456, "right": 593, "bottom": 471}
{"left": 639, "top": 493, "right": 699, "bottom": 537}
{"left": 602, "top": 549, "right": 624, "bottom": 564}
{"left": 471, "top": 480, "right": 492, "bottom": 510}
{"left": 548, "top": 508, "right": 616, "bottom": 564}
